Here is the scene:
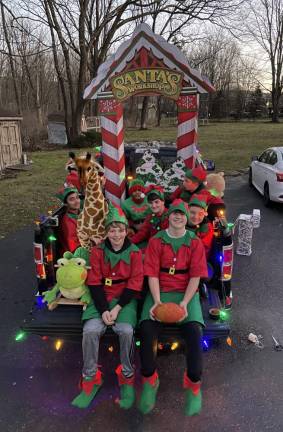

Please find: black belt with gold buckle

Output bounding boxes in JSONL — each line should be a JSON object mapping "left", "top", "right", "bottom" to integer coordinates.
{"left": 160, "top": 267, "right": 188, "bottom": 275}
{"left": 103, "top": 278, "right": 125, "bottom": 286}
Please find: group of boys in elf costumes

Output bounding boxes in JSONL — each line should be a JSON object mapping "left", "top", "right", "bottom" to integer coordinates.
{"left": 56, "top": 164, "right": 230, "bottom": 416}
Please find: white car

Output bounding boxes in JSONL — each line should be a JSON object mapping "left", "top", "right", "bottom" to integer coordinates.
{"left": 249, "top": 147, "right": 283, "bottom": 206}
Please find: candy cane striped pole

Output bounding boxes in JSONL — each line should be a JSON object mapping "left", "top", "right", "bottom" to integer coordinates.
{"left": 176, "top": 89, "right": 199, "bottom": 169}
{"left": 98, "top": 95, "right": 126, "bottom": 205}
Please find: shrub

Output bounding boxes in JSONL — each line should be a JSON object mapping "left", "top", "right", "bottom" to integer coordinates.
{"left": 71, "top": 130, "right": 102, "bottom": 148}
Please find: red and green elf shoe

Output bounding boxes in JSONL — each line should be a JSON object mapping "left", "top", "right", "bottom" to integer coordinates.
{"left": 138, "top": 371, "right": 159, "bottom": 414}
{"left": 71, "top": 370, "right": 103, "bottom": 409}
{"left": 115, "top": 365, "right": 135, "bottom": 409}
{"left": 183, "top": 373, "right": 202, "bottom": 416}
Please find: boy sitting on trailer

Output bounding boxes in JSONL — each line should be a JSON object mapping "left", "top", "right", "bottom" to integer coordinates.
{"left": 56, "top": 186, "right": 81, "bottom": 254}
{"left": 72, "top": 205, "right": 143, "bottom": 409}
{"left": 138, "top": 199, "right": 208, "bottom": 416}
{"left": 187, "top": 194, "right": 214, "bottom": 259}
{"left": 129, "top": 184, "right": 168, "bottom": 248}
{"left": 170, "top": 165, "right": 211, "bottom": 203}
{"left": 121, "top": 179, "right": 151, "bottom": 232}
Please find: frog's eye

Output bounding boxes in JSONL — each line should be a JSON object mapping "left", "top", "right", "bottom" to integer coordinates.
{"left": 57, "top": 258, "right": 69, "bottom": 267}
{"left": 72, "top": 258, "right": 86, "bottom": 266}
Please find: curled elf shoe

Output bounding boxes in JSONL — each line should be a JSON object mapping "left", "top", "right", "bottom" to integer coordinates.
{"left": 224, "top": 296, "right": 232, "bottom": 310}
{"left": 138, "top": 371, "right": 159, "bottom": 415}
{"left": 71, "top": 370, "right": 103, "bottom": 409}
{"left": 183, "top": 373, "right": 202, "bottom": 416}
{"left": 115, "top": 365, "right": 135, "bottom": 409}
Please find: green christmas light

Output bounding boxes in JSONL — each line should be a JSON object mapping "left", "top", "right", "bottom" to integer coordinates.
{"left": 15, "top": 331, "right": 26, "bottom": 342}
{"left": 227, "top": 223, "right": 234, "bottom": 229}
{"left": 135, "top": 340, "right": 141, "bottom": 347}
{"left": 48, "top": 235, "right": 57, "bottom": 241}
{"left": 220, "top": 310, "right": 228, "bottom": 321}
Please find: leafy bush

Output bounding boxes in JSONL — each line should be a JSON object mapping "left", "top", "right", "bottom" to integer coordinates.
{"left": 71, "top": 130, "right": 102, "bottom": 148}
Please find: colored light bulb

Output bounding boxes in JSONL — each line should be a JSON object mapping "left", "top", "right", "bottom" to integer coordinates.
{"left": 15, "top": 331, "right": 26, "bottom": 342}
{"left": 171, "top": 342, "right": 179, "bottom": 351}
{"left": 55, "top": 339, "right": 63, "bottom": 351}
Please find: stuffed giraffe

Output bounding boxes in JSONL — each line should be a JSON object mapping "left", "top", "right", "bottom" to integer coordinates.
{"left": 67, "top": 152, "right": 104, "bottom": 192}
{"left": 77, "top": 164, "right": 108, "bottom": 250}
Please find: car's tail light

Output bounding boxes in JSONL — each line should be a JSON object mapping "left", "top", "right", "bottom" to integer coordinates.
{"left": 221, "top": 244, "right": 233, "bottom": 281}
{"left": 276, "top": 173, "right": 283, "bottom": 182}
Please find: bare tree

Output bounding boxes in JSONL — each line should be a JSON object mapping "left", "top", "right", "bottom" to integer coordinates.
{"left": 139, "top": 0, "right": 245, "bottom": 128}
{"left": 242, "top": 0, "right": 283, "bottom": 122}
{"left": 0, "top": 1, "right": 22, "bottom": 113}
{"left": 21, "top": 0, "right": 167, "bottom": 142}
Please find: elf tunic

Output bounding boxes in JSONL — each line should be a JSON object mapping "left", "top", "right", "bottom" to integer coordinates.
{"left": 141, "top": 230, "right": 208, "bottom": 326}
{"left": 58, "top": 212, "right": 81, "bottom": 254}
{"left": 170, "top": 184, "right": 212, "bottom": 204}
{"left": 188, "top": 219, "right": 214, "bottom": 258}
{"left": 121, "top": 196, "right": 151, "bottom": 225}
{"left": 83, "top": 242, "right": 143, "bottom": 326}
{"left": 130, "top": 209, "right": 169, "bottom": 246}
{"left": 65, "top": 170, "right": 82, "bottom": 192}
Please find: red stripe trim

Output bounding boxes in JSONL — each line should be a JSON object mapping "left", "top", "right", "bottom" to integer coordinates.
{"left": 177, "top": 131, "right": 196, "bottom": 150}
{"left": 103, "top": 154, "right": 125, "bottom": 174}
{"left": 105, "top": 178, "right": 126, "bottom": 197}
{"left": 178, "top": 111, "right": 196, "bottom": 123}
{"left": 183, "top": 156, "right": 194, "bottom": 168}
{"left": 101, "top": 127, "right": 124, "bottom": 148}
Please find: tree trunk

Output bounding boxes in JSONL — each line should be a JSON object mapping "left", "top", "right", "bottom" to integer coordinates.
{"left": 0, "top": 3, "right": 21, "bottom": 114}
{"left": 140, "top": 96, "right": 149, "bottom": 129}
{"left": 271, "top": 89, "right": 280, "bottom": 123}
{"left": 35, "top": 62, "right": 43, "bottom": 127}
{"left": 43, "top": 0, "right": 71, "bottom": 143}
{"left": 73, "top": 96, "right": 86, "bottom": 140}
{"left": 156, "top": 96, "right": 162, "bottom": 127}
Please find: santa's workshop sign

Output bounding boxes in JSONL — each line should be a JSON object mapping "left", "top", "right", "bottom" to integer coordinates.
{"left": 110, "top": 68, "right": 183, "bottom": 101}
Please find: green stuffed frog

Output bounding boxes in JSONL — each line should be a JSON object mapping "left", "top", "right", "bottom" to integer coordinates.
{"left": 43, "top": 250, "right": 91, "bottom": 308}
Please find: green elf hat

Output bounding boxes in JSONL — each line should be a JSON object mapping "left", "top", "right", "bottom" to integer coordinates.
{"left": 188, "top": 194, "right": 208, "bottom": 210}
{"left": 56, "top": 185, "right": 79, "bottom": 203}
{"left": 184, "top": 165, "right": 207, "bottom": 184}
{"left": 145, "top": 184, "right": 165, "bottom": 201}
{"left": 105, "top": 202, "right": 128, "bottom": 228}
{"left": 168, "top": 199, "right": 190, "bottom": 220}
{"left": 128, "top": 178, "right": 145, "bottom": 195}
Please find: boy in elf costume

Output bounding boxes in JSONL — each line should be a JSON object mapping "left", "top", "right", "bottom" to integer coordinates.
{"left": 170, "top": 165, "right": 211, "bottom": 204}
{"left": 122, "top": 179, "right": 151, "bottom": 231}
{"left": 139, "top": 199, "right": 208, "bottom": 416}
{"left": 72, "top": 206, "right": 143, "bottom": 409}
{"left": 56, "top": 185, "right": 81, "bottom": 254}
{"left": 129, "top": 184, "right": 168, "bottom": 248}
{"left": 187, "top": 194, "right": 214, "bottom": 259}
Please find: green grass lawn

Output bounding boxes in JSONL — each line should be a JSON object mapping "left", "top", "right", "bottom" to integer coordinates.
{"left": 0, "top": 121, "right": 282, "bottom": 237}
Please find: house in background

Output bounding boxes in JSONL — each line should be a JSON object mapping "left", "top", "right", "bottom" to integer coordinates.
{"left": 0, "top": 109, "right": 23, "bottom": 173}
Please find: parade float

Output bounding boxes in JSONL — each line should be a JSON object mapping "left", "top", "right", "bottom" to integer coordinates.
{"left": 20, "top": 24, "right": 233, "bottom": 351}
